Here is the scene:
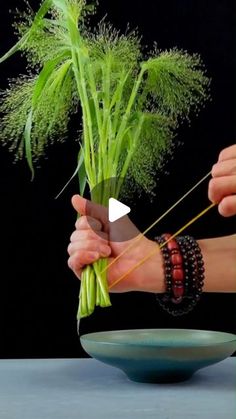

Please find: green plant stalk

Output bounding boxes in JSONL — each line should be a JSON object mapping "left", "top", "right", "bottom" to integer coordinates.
{"left": 102, "top": 60, "right": 111, "bottom": 141}
{"left": 109, "top": 69, "right": 130, "bottom": 114}
{"left": 65, "top": 10, "right": 111, "bottom": 317}
{"left": 110, "top": 68, "right": 145, "bottom": 179}
{"left": 66, "top": 11, "right": 96, "bottom": 185}
{"left": 76, "top": 47, "right": 96, "bottom": 180}
{"left": 77, "top": 63, "right": 146, "bottom": 319}
{"left": 77, "top": 55, "right": 135, "bottom": 316}
{"left": 86, "top": 63, "right": 104, "bottom": 185}
{"left": 78, "top": 261, "right": 110, "bottom": 318}
{"left": 116, "top": 115, "right": 145, "bottom": 197}
{"left": 100, "top": 63, "right": 111, "bottom": 183}
{"left": 109, "top": 71, "right": 131, "bottom": 176}
{"left": 74, "top": 101, "right": 111, "bottom": 314}
{"left": 114, "top": 67, "right": 145, "bottom": 144}
{"left": 70, "top": 51, "right": 93, "bottom": 182}
{"left": 79, "top": 63, "right": 114, "bottom": 313}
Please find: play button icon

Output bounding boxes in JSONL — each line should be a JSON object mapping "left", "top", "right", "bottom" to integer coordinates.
{"left": 86, "top": 177, "right": 139, "bottom": 242}
{"left": 109, "top": 198, "right": 131, "bottom": 222}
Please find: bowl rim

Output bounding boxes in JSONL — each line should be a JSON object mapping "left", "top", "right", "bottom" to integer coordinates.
{"left": 80, "top": 328, "right": 236, "bottom": 348}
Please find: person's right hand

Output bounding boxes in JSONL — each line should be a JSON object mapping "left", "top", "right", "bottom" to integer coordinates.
{"left": 209, "top": 144, "right": 236, "bottom": 217}
{"left": 67, "top": 195, "right": 165, "bottom": 293}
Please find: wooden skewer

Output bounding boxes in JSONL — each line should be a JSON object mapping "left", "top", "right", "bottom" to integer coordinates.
{"left": 109, "top": 202, "right": 216, "bottom": 290}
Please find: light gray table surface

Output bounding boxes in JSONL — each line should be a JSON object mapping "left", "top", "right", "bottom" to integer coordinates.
{"left": 0, "top": 358, "right": 235, "bottom": 419}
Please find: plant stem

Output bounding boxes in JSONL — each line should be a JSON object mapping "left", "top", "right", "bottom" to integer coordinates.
{"left": 86, "top": 62, "right": 104, "bottom": 185}
{"left": 110, "top": 68, "right": 145, "bottom": 179}
{"left": 66, "top": 11, "right": 96, "bottom": 186}
{"left": 116, "top": 114, "right": 145, "bottom": 197}
{"left": 115, "top": 67, "right": 145, "bottom": 142}
{"left": 101, "top": 61, "right": 111, "bottom": 181}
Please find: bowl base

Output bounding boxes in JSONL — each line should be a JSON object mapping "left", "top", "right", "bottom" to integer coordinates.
{"left": 126, "top": 371, "right": 194, "bottom": 384}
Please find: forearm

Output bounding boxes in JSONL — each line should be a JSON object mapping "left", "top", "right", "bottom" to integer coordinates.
{"left": 145, "top": 234, "right": 236, "bottom": 294}
{"left": 198, "top": 234, "right": 236, "bottom": 292}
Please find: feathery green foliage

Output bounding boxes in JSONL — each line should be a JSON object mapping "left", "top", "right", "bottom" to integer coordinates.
{"left": 0, "top": 0, "right": 210, "bottom": 319}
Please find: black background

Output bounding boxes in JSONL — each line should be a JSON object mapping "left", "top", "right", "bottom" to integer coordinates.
{"left": 0, "top": 0, "right": 235, "bottom": 358}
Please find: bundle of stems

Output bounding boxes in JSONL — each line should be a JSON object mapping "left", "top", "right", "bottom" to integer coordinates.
{"left": 0, "top": 0, "right": 210, "bottom": 320}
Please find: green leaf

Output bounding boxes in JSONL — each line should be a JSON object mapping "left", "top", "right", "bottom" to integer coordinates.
{"left": 78, "top": 147, "right": 87, "bottom": 197}
{"left": 0, "top": 34, "right": 29, "bottom": 64}
{"left": 0, "top": 0, "right": 52, "bottom": 64}
{"left": 24, "top": 109, "right": 34, "bottom": 179}
{"left": 33, "top": 0, "right": 53, "bottom": 24}
{"left": 52, "top": 0, "right": 68, "bottom": 15}
{"left": 32, "top": 56, "right": 65, "bottom": 107}
{"left": 54, "top": 145, "right": 87, "bottom": 200}
{"left": 22, "top": 56, "right": 66, "bottom": 176}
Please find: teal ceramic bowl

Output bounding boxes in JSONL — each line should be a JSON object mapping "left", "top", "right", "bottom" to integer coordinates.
{"left": 80, "top": 329, "right": 236, "bottom": 383}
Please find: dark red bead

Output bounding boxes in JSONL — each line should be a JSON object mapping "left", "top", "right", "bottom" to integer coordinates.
{"left": 174, "top": 264, "right": 182, "bottom": 270}
{"left": 171, "top": 253, "right": 183, "bottom": 266}
{"left": 167, "top": 240, "right": 179, "bottom": 251}
{"left": 175, "top": 280, "right": 183, "bottom": 286}
{"left": 172, "top": 268, "right": 184, "bottom": 281}
{"left": 172, "top": 285, "right": 184, "bottom": 298}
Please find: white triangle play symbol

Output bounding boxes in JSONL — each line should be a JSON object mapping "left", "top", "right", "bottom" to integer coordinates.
{"left": 108, "top": 198, "right": 131, "bottom": 222}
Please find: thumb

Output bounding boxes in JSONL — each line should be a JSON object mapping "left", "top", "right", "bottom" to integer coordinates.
{"left": 71, "top": 194, "right": 108, "bottom": 226}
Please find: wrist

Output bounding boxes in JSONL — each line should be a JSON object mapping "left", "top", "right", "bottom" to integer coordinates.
{"left": 137, "top": 239, "right": 165, "bottom": 293}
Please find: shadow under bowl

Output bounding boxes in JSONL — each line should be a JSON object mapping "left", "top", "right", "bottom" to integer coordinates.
{"left": 80, "top": 329, "right": 236, "bottom": 383}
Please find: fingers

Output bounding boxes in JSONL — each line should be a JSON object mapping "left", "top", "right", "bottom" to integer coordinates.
{"left": 75, "top": 215, "right": 103, "bottom": 232}
{"left": 70, "top": 228, "right": 108, "bottom": 243}
{"left": 74, "top": 215, "right": 106, "bottom": 241}
{"left": 209, "top": 145, "right": 236, "bottom": 217}
{"left": 208, "top": 176, "right": 236, "bottom": 204}
{"left": 218, "top": 196, "right": 236, "bottom": 217}
{"left": 68, "top": 251, "right": 100, "bottom": 279}
{"left": 218, "top": 145, "right": 236, "bottom": 162}
{"left": 71, "top": 195, "right": 108, "bottom": 227}
{"left": 212, "top": 159, "right": 236, "bottom": 178}
{"left": 67, "top": 213, "right": 111, "bottom": 279}
{"left": 67, "top": 237, "right": 111, "bottom": 258}
{"left": 67, "top": 238, "right": 111, "bottom": 279}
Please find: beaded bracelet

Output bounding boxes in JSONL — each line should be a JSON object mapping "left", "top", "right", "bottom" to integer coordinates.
{"left": 177, "top": 236, "right": 205, "bottom": 303}
{"left": 155, "top": 235, "right": 205, "bottom": 316}
{"left": 158, "top": 234, "right": 185, "bottom": 303}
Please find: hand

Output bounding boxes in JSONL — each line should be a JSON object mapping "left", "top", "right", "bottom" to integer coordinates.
{"left": 67, "top": 195, "right": 165, "bottom": 293}
{"left": 209, "top": 144, "right": 236, "bottom": 217}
